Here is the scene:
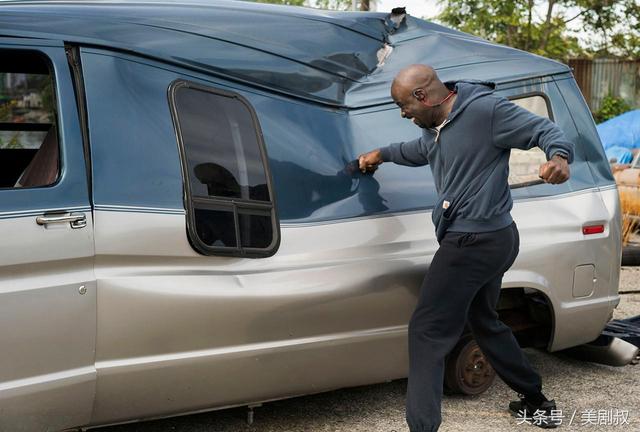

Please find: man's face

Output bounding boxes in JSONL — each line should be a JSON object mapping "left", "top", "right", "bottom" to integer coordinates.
{"left": 391, "top": 85, "right": 433, "bottom": 129}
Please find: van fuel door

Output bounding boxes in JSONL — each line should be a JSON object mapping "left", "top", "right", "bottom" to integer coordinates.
{"left": 573, "top": 264, "right": 596, "bottom": 298}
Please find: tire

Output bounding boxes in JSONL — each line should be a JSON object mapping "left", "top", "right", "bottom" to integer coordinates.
{"left": 622, "top": 246, "right": 640, "bottom": 266}
{"left": 444, "top": 333, "right": 496, "bottom": 395}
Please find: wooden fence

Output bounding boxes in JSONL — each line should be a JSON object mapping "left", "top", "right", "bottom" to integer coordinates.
{"left": 568, "top": 58, "right": 640, "bottom": 113}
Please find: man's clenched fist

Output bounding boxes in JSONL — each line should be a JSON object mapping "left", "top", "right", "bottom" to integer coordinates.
{"left": 358, "top": 149, "right": 383, "bottom": 173}
{"left": 539, "top": 154, "right": 570, "bottom": 184}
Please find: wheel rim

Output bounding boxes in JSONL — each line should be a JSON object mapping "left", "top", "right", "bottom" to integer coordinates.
{"left": 456, "top": 341, "right": 495, "bottom": 395}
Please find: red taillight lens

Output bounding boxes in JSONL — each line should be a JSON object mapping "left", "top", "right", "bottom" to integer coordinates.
{"left": 583, "top": 225, "right": 605, "bottom": 235}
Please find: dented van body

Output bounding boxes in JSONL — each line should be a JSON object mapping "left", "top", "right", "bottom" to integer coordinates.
{"left": 0, "top": 1, "right": 621, "bottom": 430}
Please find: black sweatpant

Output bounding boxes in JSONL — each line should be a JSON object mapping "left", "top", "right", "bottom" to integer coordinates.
{"left": 406, "top": 221, "right": 542, "bottom": 432}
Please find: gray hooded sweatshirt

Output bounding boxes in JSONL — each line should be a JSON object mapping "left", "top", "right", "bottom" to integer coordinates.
{"left": 378, "top": 80, "right": 574, "bottom": 240}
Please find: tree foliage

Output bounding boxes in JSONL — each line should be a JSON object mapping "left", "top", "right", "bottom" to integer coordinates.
{"left": 253, "top": 0, "right": 306, "bottom": 5}
{"left": 253, "top": 0, "right": 372, "bottom": 11}
{"left": 437, "top": 0, "right": 640, "bottom": 60}
{"left": 250, "top": 0, "right": 638, "bottom": 59}
{"left": 594, "top": 94, "right": 632, "bottom": 123}
{"left": 314, "top": 0, "right": 352, "bottom": 11}
{"left": 576, "top": 0, "right": 640, "bottom": 57}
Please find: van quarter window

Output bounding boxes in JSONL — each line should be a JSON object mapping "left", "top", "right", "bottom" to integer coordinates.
{"left": 507, "top": 93, "right": 553, "bottom": 186}
{"left": 0, "top": 50, "right": 59, "bottom": 189}
{"left": 170, "top": 81, "right": 279, "bottom": 258}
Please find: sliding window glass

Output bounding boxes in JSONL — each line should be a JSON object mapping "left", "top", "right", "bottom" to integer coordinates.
{"left": 170, "top": 81, "right": 279, "bottom": 257}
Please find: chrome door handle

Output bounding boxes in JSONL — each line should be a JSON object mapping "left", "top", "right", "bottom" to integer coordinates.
{"left": 36, "top": 212, "right": 87, "bottom": 229}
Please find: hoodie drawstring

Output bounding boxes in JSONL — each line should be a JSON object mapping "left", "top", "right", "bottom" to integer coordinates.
{"left": 434, "top": 119, "right": 449, "bottom": 143}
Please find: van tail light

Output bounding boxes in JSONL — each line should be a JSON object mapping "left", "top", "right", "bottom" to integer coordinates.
{"left": 583, "top": 225, "right": 605, "bottom": 235}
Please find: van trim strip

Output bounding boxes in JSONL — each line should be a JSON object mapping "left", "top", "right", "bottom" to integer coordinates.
{"left": 0, "top": 206, "right": 91, "bottom": 219}
{"left": 94, "top": 205, "right": 185, "bottom": 215}
{"left": 598, "top": 184, "right": 617, "bottom": 191}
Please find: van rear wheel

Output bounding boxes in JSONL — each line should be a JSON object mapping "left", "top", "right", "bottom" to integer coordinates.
{"left": 444, "top": 334, "right": 495, "bottom": 395}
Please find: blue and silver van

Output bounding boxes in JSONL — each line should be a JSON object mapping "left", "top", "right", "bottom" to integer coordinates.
{"left": 0, "top": 1, "right": 621, "bottom": 430}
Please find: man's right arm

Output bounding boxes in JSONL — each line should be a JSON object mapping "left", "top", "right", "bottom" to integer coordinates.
{"left": 378, "top": 137, "right": 430, "bottom": 167}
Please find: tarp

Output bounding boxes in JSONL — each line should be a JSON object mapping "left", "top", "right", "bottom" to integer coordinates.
{"left": 596, "top": 110, "right": 640, "bottom": 163}
{"left": 605, "top": 146, "right": 634, "bottom": 164}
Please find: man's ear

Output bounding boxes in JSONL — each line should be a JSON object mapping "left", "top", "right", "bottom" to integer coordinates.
{"left": 412, "top": 89, "right": 425, "bottom": 101}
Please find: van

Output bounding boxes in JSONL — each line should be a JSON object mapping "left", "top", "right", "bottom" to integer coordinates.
{"left": 0, "top": 1, "right": 621, "bottom": 430}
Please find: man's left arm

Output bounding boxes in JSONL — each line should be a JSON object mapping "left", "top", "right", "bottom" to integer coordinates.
{"left": 491, "top": 97, "right": 574, "bottom": 184}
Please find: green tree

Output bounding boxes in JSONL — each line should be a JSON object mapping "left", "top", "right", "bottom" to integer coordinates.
{"left": 437, "top": 0, "right": 639, "bottom": 60}
{"left": 314, "top": 0, "right": 352, "bottom": 10}
{"left": 594, "top": 94, "right": 632, "bottom": 123}
{"left": 576, "top": 0, "right": 640, "bottom": 57}
{"left": 252, "top": 0, "right": 372, "bottom": 11}
{"left": 253, "top": 0, "right": 306, "bottom": 5}
{"left": 437, "top": 0, "right": 583, "bottom": 60}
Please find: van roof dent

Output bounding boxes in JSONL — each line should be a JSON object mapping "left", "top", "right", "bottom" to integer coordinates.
{"left": 0, "top": 0, "right": 570, "bottom": 108}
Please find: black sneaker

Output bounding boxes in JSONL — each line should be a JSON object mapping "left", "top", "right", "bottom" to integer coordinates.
{"left": 509, "top": 393, "right": 561, "bottom": 428}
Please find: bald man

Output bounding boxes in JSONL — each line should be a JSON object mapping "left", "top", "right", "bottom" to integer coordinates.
{"left": 358, "top": 65, "right": 573, "bottom": 431}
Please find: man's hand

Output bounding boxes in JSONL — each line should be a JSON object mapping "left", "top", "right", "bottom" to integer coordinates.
{"left": 539, "top": 154, "right": 570, "bottom": 184}
{"left": 358, "top": 149, "right": 383, "bottom": 173}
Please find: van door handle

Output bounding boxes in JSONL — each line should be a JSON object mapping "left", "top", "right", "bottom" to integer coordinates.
{"left": 36, "top": 212, "right": 87, "bottom": 229}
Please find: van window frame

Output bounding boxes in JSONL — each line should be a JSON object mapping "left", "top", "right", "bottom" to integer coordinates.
{"left": 168, "top": 79, "right": 281, "bottom": 258}
{"left": 506, "top": 91, "right": 556, "bottom": 188}
{"left": 0, "top": 49, "right": 62, "bottom": 190}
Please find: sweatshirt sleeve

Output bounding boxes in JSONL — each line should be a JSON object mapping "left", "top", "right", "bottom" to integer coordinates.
{"left": 491, "top": 97, "right": 575, "bottom": 164}
{"left": 378, "top": 137, "right": 429, "bottom": 167}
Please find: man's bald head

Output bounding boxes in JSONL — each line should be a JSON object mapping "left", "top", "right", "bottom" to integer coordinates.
{"left": 391, "top": 64, "right": 438, "bottom": 96}
{"left": 390, "top": 64, "right": 455, "bottom": 129}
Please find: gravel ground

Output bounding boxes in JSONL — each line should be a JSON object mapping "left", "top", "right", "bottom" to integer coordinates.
{"left": 97, "top": 269, "right": 640, "bottom": 432}
{"left": 619, "top": 266, "right": 640, "bottom": 293}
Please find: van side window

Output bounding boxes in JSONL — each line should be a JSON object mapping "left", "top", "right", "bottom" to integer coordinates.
{"left": 170, "top": 81, "right": 279, "bottom": 257}
{"left": 0, "top": 50, "right": 59, "bottom": 188}
{"left": 508, "top": 94, "right": 552, "bottom": 186}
